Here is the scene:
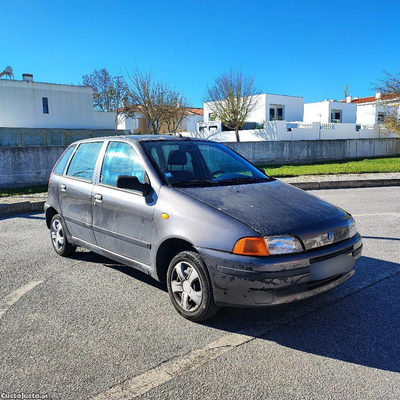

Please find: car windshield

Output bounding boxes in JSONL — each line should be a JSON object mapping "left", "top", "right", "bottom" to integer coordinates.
{"left": 141, "top": 140, "right": 272, "bottom": 187}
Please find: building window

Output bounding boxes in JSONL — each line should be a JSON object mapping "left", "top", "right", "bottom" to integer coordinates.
{"left": 269, "top": 105, "right": 285, "bottom": 121}
{"left": 378, "top": 112, "right": 385, "bottom": 123}
{"left": 42, "top": 97, "right": 49, "bottom": 114}
{"left": 330, "top": 109, "right": 342, "bottom": 123}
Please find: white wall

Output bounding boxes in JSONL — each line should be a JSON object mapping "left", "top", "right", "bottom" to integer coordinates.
{"left": 92, "top": 111, "right": 116, "bottom": 129}
{"left": 304, "top": 101, "right": 356, "bottom": 124}
{"left": 182, "top": 121, "right": 380, "bottom": 142}
{"left": 266, "top": 94, "right": 304, "bottom": 122}
{"left": 328, "top": 102, "right": 356, "bottom": 123}
{"left": 203, "top": 93, "right": 304, "bottom": 124}
{"left": 117, "top": 112, "right": 143, "bottom": 133}
{"left": 0, "top": 79, "right": 115, "bottom": 129}
{"left": 185, "top": 114, "right": 203, "bottom": 132}
{"left": 304, "top": 101, "right": 329, "bottom": 123}
{"left": 356, "top": 103, "right": 400, "bottom": 126}
{"left": 204, "top": 94, "right": 266, "bottom": 123}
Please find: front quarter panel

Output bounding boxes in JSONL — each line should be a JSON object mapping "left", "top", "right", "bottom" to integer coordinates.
{"left": 152, "top": 185, "right": 259, "bottom": 261}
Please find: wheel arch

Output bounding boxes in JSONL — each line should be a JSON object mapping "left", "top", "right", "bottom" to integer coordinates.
{"left": 156, "top": 238, "right": 197, "bottom": 282}
{"left": 45, "top": 206, "right": 58, "bottom": 229}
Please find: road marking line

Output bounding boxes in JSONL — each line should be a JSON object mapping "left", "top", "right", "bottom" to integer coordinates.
{"left": 353, "top": 212, "right": 400, "bottom": 217}
{"left": 92, "top": 332, "right": 256, "bottom": 399}
{"left": 93, "top": 270, "right": 400, "bottom": 400}
{"left": 0, "top": 279, "right": 43, "bottom": 320}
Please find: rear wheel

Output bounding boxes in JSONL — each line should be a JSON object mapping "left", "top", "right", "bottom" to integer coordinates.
{"left": 50, "top": 214, "right": 76, "bottom": 257}
{"left": 167, "top": 251, "right": 220, "bottom": 322}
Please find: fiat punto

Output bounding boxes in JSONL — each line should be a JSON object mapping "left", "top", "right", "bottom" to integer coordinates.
{"left": 45, "top": 136, "right": 362, "bottom": 321}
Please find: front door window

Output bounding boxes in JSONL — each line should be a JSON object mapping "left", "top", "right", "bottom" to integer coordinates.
{"left": 100, "top": 141, "right": 146, "bottom": 187}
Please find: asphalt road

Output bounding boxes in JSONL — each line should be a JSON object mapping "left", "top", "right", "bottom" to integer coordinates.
{"left": 0, "top": 187, "right": 399, "bottom": 399}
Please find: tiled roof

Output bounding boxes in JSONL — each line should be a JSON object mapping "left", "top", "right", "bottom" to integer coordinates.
{"left": 186, "top": 107, "right": 203, "bottom": 115}
{"left": 347, "top": 93, "right": 398, "bottom": 104}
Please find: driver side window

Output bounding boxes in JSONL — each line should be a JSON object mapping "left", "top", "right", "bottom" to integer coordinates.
{"left": 101, "top": 142, "right": 146, "bottom": 187}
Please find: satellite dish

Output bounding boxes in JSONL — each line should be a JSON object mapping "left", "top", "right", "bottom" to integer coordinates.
{"left": 3, "top": 66, "right": 14, "bottom": 79}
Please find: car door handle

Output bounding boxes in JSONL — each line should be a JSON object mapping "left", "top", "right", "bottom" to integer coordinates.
{"left": 60, "top": 184, "right": 66, "bottom": 191}
{"left": 94, "top": 193, "right": 103, "bottom": 203}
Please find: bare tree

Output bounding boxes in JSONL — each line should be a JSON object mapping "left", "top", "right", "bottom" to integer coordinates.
{"left": 373, "top": 71, "right": 400, "bottom": 136}
{"left": 163, "top": 90, "right": 189, "bottom": 133}
{"left": 125, "top": 69, "right": 169, "bottom": 134}
{"left": 125, "top": 68, "right": 188, "bottom": 134}
{"left": 204, "top": 68, "right": 260, "bottom": 142}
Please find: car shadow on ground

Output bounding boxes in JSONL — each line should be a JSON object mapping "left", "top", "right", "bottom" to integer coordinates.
{"left": 62, "top": 251, "right": 400, "bottom": 373}
{"left": 0, "top": 212, "right": 45, "bottom": 221}
{"left": 205, "top": 256, "right": 400, "bottom": 373}
{"left": 71, "top": 250, "right": 168, "bottom": 292}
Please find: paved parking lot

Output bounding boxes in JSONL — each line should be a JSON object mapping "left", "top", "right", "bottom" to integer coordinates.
{"left": 0, "top": 187, "right": 399, "bottom": 399}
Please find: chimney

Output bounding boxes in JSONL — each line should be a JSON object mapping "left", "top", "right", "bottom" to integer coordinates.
{"left": 22, "top": 73, "right": 33, "bottom": 82}
{"left": 346, "top": 96, "right": 352, "bottom": 103}
{"left": 375, "top": 92, "right": 382, "bottom": 99}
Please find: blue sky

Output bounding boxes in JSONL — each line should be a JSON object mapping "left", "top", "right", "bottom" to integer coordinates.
{"left": 1, "top": 0, "right": 399, "bottom": 107}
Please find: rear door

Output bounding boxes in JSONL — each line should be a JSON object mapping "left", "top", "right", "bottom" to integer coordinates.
{"left": 92, "top": 141, "right": 155, "bottom": 265}
{"left": 58, "top": 141, "right": 104, "bottom": 245}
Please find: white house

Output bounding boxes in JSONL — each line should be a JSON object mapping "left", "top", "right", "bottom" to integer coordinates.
{"left": 303, "top": 99, "right": 357, "bottom": 124}
{"left": 203, "top": 93, "right": 304, "bottom": 125}
{"left": 347, "top": 93, "right": 399, "bottom": 126}
{"left": 0, "top": 74, "right": 115, "bottom": 129}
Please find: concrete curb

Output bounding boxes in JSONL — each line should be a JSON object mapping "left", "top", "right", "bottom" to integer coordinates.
{"left": 288, "top": 178, "right": 400, "bottom": 190}
{"left": 0, "top": 178, "right": 399, "bottom": 218}
{"left": 0, "top": 200, "right": 45, "bottom": 218}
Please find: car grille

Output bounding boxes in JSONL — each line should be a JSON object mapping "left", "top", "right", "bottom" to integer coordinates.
{"left": 310, "top": 246, "right": 353, "bottom": 264}
{"left": 307, "top": 274, "right": 343, "bottom": 291}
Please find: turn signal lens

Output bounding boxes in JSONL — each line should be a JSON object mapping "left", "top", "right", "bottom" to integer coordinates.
{"left": 233, "top": 237, "right": 270, "bottom": 256}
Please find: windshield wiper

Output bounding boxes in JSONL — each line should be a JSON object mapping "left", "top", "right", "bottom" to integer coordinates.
{"left": 215, "top": 177, "right": 272, "bottom": 185}
{"left": 170, "top": 179, "right": 215, "bottom": 187}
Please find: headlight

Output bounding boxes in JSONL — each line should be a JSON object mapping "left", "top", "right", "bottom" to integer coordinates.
{"left": 233, "top": 235, "right": 303, "bottom": 256}
{"left": 264, "top": 235, "right": 303, "bottom": 255}
{"left": 348, "top": 218, "right": 358, "bottom": 238}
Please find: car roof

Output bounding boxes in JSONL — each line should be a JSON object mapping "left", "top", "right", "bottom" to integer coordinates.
{"left": 71, "top": 135, "right": 208, "bottom": 145}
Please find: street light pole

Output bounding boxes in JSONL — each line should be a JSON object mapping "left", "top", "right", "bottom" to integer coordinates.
{"left": 318, "top": 113, "right": 322, "bottom": 140}
{"left": 112, "top": 76, "right": 124, "bottom": 135}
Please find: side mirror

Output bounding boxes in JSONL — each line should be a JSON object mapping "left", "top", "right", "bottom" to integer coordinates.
{"left": 116, "top": 176, "right": 152, "bottom": 197}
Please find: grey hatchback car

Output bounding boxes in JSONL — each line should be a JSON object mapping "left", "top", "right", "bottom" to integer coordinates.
{"left": 45, "top": 135, "right": 363, "bottom": 321}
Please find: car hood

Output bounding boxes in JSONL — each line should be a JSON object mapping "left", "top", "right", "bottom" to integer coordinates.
{"left": 176, "top": 180, "right": 352, "bottom": 250}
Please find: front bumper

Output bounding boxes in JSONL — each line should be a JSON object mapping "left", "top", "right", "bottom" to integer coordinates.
{"left": 197, "top": 233, "right": 363, "bottom": 307}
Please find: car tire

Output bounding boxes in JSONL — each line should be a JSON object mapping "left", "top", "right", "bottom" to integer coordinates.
{"left": 167, "top": 251, "right": 220, "bottom": 322}
{"left": 50, "top": 214, "right": 76, "bottom": 257}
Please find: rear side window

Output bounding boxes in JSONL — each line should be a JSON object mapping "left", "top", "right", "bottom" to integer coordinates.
{"left": 66, "top": 142, "right": 103, "bottom": 181}
{"left": 101, "top": 141, "right": 146, "bottom": 187}
{"left": 53, "top": 145, "right": 75, "bottom": 175}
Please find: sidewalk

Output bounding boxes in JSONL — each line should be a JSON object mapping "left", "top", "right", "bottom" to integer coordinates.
{"left": 1, "top": 172, "right": 399, "bottom": 217}
{"left": 280, "top": 172, "right": 400, "bottom": 190}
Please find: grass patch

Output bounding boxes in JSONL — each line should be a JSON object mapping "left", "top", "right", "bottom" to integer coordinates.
{"left": 260, "top": 157, "right": 400, "bottom": 178}
{"left": 0, "top": 185, "right": 48, "bottom": 198}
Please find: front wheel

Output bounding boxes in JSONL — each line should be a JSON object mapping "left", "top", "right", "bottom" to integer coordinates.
{"left": 167, "top": 251, "right": 220, "bottom": 322}
{"left": 50, "top": 214, "right": 76, "bottom": 257}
